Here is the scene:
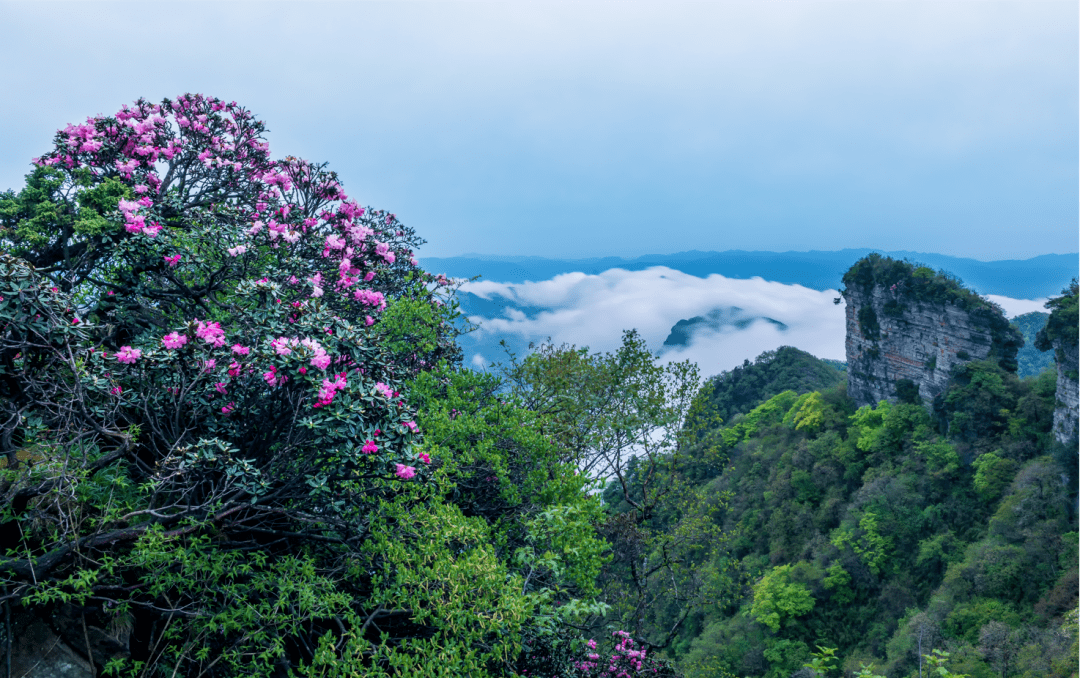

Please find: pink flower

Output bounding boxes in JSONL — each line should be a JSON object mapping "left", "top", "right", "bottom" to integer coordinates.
{"left": 418, "top": 452, "right": 431, "bottom": 464}
{"left": 363, "top": 271, "right": 376, "bottom": 282}
{"left": 134, "top": 184, "right": 149, "bottom": 194}
{"left": 365, "top": 315, "right": 374, "bottom": 326}
{"left": 226, "top": 245, "right": 247, "bottom": 257}
{"left": 162, "top": 332, "right": 187, "bottom": 349}
{"left": 361, "top": 440, "right": 379, "bottom": 454}
{"left": 72, "top": 317, "right": 81, "bottom": 324}
{"left": 195, "top": 321, "right": 226, "bottom": 347}
{"left": 110, "top": 386, "right": 123, "bottom": 396}
{"left": 228, "top": 361, "right": 241, "bottom": 377}
{"left": 221, "top": 402, "right": 235, "bottom": 414}
{"left": 231, "top": 344, "right": 250, "bottom": 355}
{"left": 404, "top": 421, "right": 419, "bottom": 433}
{"left": 164, "top": 254, "right": 181, "bottom": 267}
{"left": 374, "top": 382, "right": 392, "bottom": 399}
{"left": 203, "top": 359, "right": 217, "bottom": 372}
{"left": 271, "top": 337, "right": 294, "bottom": 356}
{"left": 395, "top": 464, "right": 416, "bottom": 480}
{"left": 116, "top": 346, "right": 141, "bottom": 364}
{"left": 353, "top": 289, "right": 386, "bottom": 310}
{"left": 215, "top": 382, "right": 228, "bottom": 394}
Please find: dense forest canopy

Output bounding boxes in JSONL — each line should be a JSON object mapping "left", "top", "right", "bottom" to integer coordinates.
{"left": 0, "top": 96, "right": 1076, "bottom": 678}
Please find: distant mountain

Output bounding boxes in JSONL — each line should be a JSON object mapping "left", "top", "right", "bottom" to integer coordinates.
{"left": 662, "top": 308, "right": 788, "bottom": 349}
{"left": 422, "top": 249, "right": 1078, "bottom": 299}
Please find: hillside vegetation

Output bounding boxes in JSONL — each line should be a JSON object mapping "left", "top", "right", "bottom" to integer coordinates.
{"left": 606, "top": 343, "right": 1077, "bottom": 678}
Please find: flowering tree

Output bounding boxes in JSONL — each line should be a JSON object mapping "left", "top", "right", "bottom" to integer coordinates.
{"left": 0, "top": 95, "right": 536, "bottom": 676}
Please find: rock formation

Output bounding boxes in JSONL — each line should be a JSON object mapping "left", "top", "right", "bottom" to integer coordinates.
{"left": 1036, "top": 280, "right": 1079, "bottom": 444}
{"left": 841, "top": 254, "right": 1022, "bottom": 409}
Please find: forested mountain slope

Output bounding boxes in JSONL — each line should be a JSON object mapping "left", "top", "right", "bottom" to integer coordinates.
{"left": 609, "top": 299, "right": 1078, "bottom": 678}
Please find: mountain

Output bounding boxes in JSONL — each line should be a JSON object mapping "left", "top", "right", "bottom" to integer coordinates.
{"left": 422, "top": 250, "right": 1078, "bottom": 299}
{"left": 662, "top": 308, "right": 788, "bottom": 349}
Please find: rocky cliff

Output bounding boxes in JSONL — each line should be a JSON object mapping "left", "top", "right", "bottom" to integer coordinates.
{"left": 1051, "top": 341, "right": 1078, "bottom": 444}
{"left": 842, "top": 255, "right": 1022, "bottom": 408}
{"left": 1036, "top": 281, "right": 1079, "bottom": 444}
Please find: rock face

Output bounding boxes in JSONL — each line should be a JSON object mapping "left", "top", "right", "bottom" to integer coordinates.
{"left": 1051, "top": 338, "right": 1079, "bottom": 444}
{"left": 842, "top": 255, "right": 1021, "bottom": 409}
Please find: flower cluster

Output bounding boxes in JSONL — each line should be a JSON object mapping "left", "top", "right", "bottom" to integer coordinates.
{"left": 571, "top": 631, "right": 672, "bottom": 677}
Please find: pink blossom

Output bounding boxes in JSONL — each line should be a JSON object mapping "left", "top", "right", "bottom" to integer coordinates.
{"left": 353, "top": 289, "right": 386, "bottom": 310}
{"left": 110, "top": 386, "right": 123, "bottom": 396}
{"left": 228, "top": 361, "right": 241, "bottom": 377}
{"left": 116, "top": 346, "right": 142, "bottom": 364}
{"left": 374, "top": 382, "right": 393, "bottom": 399}
{"left": 404, "top": 421, "right": 419, "bottom": 433}
{"left": 72, "top": 317, "right": 81, "bottom": 324}
{"left": 271, "top": 337, "right": 294, "bottom": 356}
{"left": 226, "top": 245, "right": 247, "bottom": 257}
{"left": 418, "top": 452, "right": 431, "bottom": 464}
{"left": 395, "top": 464, "right": 416, "bottom": 480}
{"left": 195, "top": 321, "right": 226, "bottom": 347}
{"left": 203, "top": 359, "right": 216, "bottom": 372}
{"left": 134, "top": 185, "right": 149, "bottom": 194}
{"left": 162, "top": 332, "right": 188, "bottom": 349}
{"left": 215, "top": 382, "right": 228, "bottom": 394}
{"left": 231, "top": 344, "right": 250, "bottom": 355}
{"left": 363, "top": 271, "right": 376, "bottom": 282}
{"left": 164, "top": 254, "right": 181, "bottom": 267}
{"left": 221, "top": 402, "right": 235, "bottom": 414}
{"left": 365, "top": 315, "right": 374, "bottom": 326}
{"left": 263, "top": 366, "right": 288, "bottom": 387}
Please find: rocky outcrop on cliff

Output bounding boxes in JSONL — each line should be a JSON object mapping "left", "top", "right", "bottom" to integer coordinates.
{"left": 1051, "top": 342, "right": 1078, "bottom": 444}
{"left": 1036, "top": 281, "right": 1079, "bottom": 444}
{"left": 841, "top": 255, "right": 1022, "bottom": 409}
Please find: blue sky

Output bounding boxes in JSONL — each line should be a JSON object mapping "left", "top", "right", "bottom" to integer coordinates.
{"left": 1, "top": 1, "right": 1076, "bottom": 260}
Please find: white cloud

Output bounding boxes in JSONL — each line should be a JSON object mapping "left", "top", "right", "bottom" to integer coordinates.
{"left": 463, "top": 267, "right": 847, "bottom": 378}
{"left": 462, "top": 268, "right": 1054, "bottom": 378}
{"left": 984, "top": 295, "right": 1048, "bottom": 318}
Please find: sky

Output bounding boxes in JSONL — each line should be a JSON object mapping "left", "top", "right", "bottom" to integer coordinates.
{"left": 1, "top": 1, "right": 1077, "bottom": 261}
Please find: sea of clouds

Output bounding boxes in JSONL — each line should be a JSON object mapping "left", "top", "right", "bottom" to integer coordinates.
{"left": 459, "top": 267, "right": 1048, "bottom": 380}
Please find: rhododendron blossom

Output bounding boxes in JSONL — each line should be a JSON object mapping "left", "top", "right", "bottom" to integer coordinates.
{"left": 361, "top": 440, "right": 378, "bottom": 454}
{"left": 115, "top": 346, "right": 142, "bottom": 364}
{"left": 395, "top": 464, "right": 415, "bottom": 480}
{"left": 195, "top": 321, "right": 226, "bottom": 347}
{"left": 162, "top": 332, "right": 187, "bottom": 349}
{"left": 374, "top": 382, "right": 392, "bottom": 399}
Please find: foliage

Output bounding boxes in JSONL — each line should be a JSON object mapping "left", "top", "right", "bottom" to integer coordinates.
{"left": 0, "top": 95, "right": 605, "bottom": 677}
{"left": 693, "top": 346, "right": 844, "bottom": 426}
{"left": 1035, "top": 279, "right": 1079, "bottom": 379}
{"left": 1010, "top": 312, "right": 1053, "bottom": 379}
{"left": 603, "top": 344, "right": 1075, "bottom": 678}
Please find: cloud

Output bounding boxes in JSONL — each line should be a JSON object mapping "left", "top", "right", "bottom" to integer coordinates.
{"left": 462, "top": 268, "right": 1055, "bottom": 378}
{"left": 985, "top": 295, "right": 1049, "bottom": 318}
{"left": 463, "top": 267, "right": 847, "bottom": 378}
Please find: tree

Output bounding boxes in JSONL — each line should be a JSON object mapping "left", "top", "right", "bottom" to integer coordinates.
{"left": 0, "top": 94, "right": 592, "bottom": 677}
{"left": 504, "top": 333, "right": 735, "bottom": 653}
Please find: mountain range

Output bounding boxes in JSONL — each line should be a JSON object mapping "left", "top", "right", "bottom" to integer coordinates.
{"left": 422, "top": 249, "right": 1078, "bottom": 299}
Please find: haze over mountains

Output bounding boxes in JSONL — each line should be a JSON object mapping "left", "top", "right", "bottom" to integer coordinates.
{"left": 420, "top": 250, "right": 1078, "bottom": 377}
{"left": 423, "top": 249, "right": 1078, "bottom": 298}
